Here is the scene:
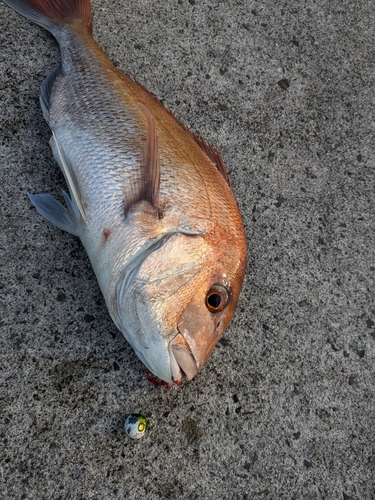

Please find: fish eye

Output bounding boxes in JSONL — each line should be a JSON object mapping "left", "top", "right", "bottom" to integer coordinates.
{"left": 206, "top": 284, "right": 230, "bottom": 313}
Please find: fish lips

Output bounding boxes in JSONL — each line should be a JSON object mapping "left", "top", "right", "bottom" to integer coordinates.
{"left": 169, "top": 305, "right": 227, "bottom": 383}
{"left": 169, "top": 334, "right": 198, "bottom": 383}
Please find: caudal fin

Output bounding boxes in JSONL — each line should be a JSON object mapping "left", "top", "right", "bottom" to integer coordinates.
{"left": 3, "top": 0, "right": 92, "bottom": 38}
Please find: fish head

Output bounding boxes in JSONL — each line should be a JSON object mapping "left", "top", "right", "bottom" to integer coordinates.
{"left": 171, "top": 223, "right": 247, "bottom": 383}
{"left": 115, "top": 223, "right": 246, "bottom": 385}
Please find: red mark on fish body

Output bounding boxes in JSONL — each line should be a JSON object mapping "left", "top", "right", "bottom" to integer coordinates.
{"left": 103, "top": 228, "right": 111, "bottom": 243}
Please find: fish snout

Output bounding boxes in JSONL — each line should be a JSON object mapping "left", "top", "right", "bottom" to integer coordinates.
{"left": 169, "top": 334, "right": 198, "bottom": 383}
{"left": 169, "top": 302, "right": 223, "bottom": 383}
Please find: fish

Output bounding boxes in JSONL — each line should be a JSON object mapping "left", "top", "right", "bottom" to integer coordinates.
{"left": 3, "top": 0, "right": 247, "bottom": 385}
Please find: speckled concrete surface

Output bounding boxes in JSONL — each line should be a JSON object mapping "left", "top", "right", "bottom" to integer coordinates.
{"left": 1, "top": 1, "right": 374, "bottom": 499}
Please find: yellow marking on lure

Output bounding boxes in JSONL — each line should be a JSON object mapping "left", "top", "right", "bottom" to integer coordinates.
{"left": 125, "top": 414, "right": 148, "bottom": 439}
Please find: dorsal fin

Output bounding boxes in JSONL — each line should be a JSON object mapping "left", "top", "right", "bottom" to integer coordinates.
{"left": 134, "top": 81, "right": 232, "bottom": 188}
{"left": 192, "top": 135, "right": 231, "bottom": 187}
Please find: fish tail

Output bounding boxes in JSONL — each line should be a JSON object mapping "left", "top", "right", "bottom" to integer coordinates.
{"left": 3, "top": 0, "right": 92, "bottom": 38}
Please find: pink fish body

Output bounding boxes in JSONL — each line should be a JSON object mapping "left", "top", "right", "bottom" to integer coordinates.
{"left": 4, "top": 0, "right": 247, "bottom": 384}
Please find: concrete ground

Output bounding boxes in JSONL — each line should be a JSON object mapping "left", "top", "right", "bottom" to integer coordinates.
{"left": 1, "top": 0, "right": 374, "bottom": 498}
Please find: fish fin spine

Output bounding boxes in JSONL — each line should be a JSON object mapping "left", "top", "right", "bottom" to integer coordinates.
{"left": 3, "top": 0, "right": 92, "bottom": 37}
{"left": 134, "top": 81, "right": 231, "bottom": 188}
{"left": 194, "top": 135, "right": 231, "bottom": 188}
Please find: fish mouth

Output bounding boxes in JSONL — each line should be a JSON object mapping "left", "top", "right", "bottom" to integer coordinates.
{"left": 169, "top": 334, "right": 198, "bottom": 383}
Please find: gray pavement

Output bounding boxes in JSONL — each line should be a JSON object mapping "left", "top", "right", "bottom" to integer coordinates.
{"left": 1, "top": 0, "right": 374, "bottom": 498}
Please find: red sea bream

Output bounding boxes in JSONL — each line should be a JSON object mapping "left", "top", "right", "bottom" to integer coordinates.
{"left": 4, "top": 0, "right": 247, "bottom": 384}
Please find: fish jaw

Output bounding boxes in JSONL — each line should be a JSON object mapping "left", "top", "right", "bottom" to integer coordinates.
{"left": 169, "top": 334, "right": 198, "bottom": 382}
{"left": 133, "top": 337, "right": 175, "bottom": 385}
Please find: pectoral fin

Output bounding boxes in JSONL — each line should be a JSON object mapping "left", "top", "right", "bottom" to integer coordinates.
{"left": 124, "top": 104, "right": 160, "bottom": 215}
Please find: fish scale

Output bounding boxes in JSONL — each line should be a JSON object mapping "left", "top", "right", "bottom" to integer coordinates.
{"left": 50, "top": 33, "right": 142, "bottom": 218}
{"left": 4, "top": 0, "right": 247, "bottom": 385}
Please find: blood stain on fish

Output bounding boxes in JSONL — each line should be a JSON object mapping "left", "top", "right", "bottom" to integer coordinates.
{"left": 103, "top": 228, "right": 111, "bottom": 243}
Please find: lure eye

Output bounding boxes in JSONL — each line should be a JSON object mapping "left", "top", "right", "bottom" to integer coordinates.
{"left": 206, "top": 284, "right": 230, "bottom": 313}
